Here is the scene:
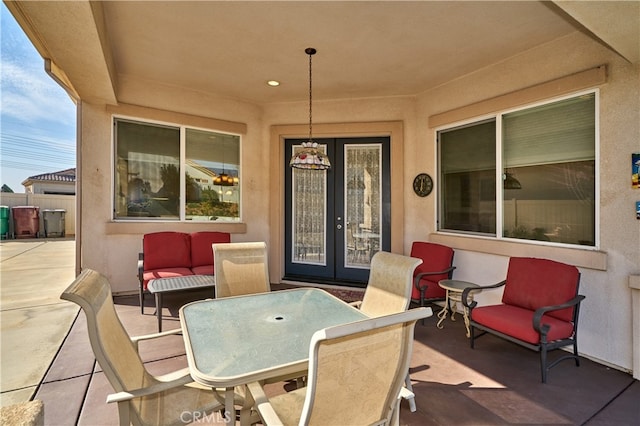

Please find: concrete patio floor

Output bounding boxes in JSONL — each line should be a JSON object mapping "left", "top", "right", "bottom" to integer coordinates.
{"left": 1, "top": 239, "right": 638, "bottom": 425}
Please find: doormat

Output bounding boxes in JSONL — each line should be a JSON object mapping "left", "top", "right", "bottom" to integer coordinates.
{"left": 272, "top": 283, "right": 364, "bottom": 303}
{"left": 322, "top": 288, "right": 364, "bottom": 303}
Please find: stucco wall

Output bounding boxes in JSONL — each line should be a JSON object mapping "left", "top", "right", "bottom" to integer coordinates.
{"left": 414, "top": 31, "right": 640, "bottom": 372}
{"left": 79, "top": 30, "right": 639, "bottom": 372}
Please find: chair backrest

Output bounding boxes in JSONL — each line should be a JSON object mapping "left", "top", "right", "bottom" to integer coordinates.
{"left": 143, "top": 231, "right": 191, "bottom": 270}
{"left": 502, "top": 257, "right": 581, "bottom": 322}
{"left": 358, "top": 251, "right": 423, "bottom": 317}
{"left": 60, "top": 269, "right": 157, "bottom": 425}
{"left": 410, "top": 241, "right": 455, "bottom": 285}
{"left": 212, "top": 242, "right": 270, "bottom": 298}
{"left": 301, "top": 308, "right": 430, "bottom": 425}
{"left": 190, "top": 231, "right": 231, "bottom": 268}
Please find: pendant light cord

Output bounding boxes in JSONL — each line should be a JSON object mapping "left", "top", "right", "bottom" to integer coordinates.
{"left": 306, "top": 47, "right": 316, "bottom": 142}
{"left": 309, "top": 50, "right": 315, "bottom": 142}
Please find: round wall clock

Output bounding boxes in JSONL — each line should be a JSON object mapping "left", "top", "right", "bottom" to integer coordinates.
{"left": 413, "top": 173, "right": 433, "bottom": 197}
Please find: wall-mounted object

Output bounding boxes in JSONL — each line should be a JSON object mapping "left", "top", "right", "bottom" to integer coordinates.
{"left": 413, "top": 173, "right": 433, "bottom": 197}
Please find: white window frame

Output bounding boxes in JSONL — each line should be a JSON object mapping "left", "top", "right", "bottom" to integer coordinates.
{"left": 111, "top": 115, "right": 242, "bottom": 222}
{"left": 435, "top": 89, "right": 599, "bottom": 250}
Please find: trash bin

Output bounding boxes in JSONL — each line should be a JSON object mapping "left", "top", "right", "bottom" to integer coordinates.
{"left": 12, "top": 206, "right": 40, "bottom": 239}
{"left": 0, "top": 206, "right": 9, "bottom": 239}
{"left": 43, "top": 209, "right": 66, "bottom": 238}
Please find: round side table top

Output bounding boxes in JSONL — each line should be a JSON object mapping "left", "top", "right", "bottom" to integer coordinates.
{"left": 438, "top": 279, "right": 479, "bottom": 292}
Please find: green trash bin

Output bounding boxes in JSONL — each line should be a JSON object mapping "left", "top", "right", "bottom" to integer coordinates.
{"left": 0, "top": 206, "right": 9, "bottom": 239}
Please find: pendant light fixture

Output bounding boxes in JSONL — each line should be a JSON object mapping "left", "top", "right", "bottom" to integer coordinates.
{"left": 289, "top": 47, "right": 331, "bottom": 170}
{"left": 503, "top": 170, "right": 522, "bottom": 190}
{"left": 214, "top": 138, "right": 235, "bottom": 186}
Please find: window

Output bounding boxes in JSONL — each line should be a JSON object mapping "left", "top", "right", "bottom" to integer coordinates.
{"left": 114, "top": 118, "right": 240, "bottom": 221}
{"left": 438, "top": 92, "right": 596, "bottom": 247}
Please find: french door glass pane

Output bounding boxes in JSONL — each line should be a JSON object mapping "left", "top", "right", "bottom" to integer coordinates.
{"left": 291, "top": 145, "right": 327, "bottom": 265}
{"left": 345, "top": 144, "right": 382, "bottom": 267}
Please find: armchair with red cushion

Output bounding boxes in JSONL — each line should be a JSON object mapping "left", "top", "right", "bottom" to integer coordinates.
{"left": 410, "top": 242, "right": 456, "bottom": 309}
{"left": 462, "top": 257, "right": 584, "bottom": 383}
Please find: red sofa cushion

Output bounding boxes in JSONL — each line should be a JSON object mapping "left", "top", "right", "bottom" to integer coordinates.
{"left": 502, "top": 257, "right": 580, "bottom": 322}
{"left": 471, "top": 304, "right": 576, "bottom": 345}
{"left": 410, "top": 241, "right": 454, "bottom": 300}
{"left": 143, "top": 232, "right": 191, "bottom": 271}
{"left": 191, "top": 265, "right": 213, "bottom": 276}
{"left": 190, "top": 231, "right": 231, "bottom": 268}
{"left": 142, "top": 268, "right": 194, "bottom": 290}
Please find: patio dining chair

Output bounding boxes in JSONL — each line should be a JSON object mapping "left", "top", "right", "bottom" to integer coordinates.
{"left": 61, "top": 269, "right": 242, "bottom": 426}
{"left": 246, "top": 308, "right": 432, "bottom": 426}
{"left": 350, "top": 251, "right": 431, "bottom": 413}
{"left": 212, "top": 241, "right": 271, "bottom": 298}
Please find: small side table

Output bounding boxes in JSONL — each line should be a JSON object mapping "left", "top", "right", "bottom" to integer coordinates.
{"left": 436, "top": 279, "right": 480, "bottom": 337}
{"left": 148, "top": 275, "right": 215, "bottom": 332}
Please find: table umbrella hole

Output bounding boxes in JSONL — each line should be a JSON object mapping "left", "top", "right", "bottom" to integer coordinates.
{"left": 267, "top": 315, "right": 287, "bottom": 322}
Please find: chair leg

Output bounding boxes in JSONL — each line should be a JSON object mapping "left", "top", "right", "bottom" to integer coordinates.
{"left": 419, "top": 288, "right": 426, "bottom": 325}
{"left": 573, "top": 340, "right": 581, "bottom": 366}
{"left": 140, "top": 288, "right": 144, "bottom": 314}
{"left": 404, "top": 373, "right": 416, "bottom": 412}
{"left": 540, "top": 345, "right": 548, "bottom": 383}
{"left": 469, "top": 325, "right": 475, "bottom": 349}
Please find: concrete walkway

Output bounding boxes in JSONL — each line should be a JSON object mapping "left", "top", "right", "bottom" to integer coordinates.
{"left": 0, "top": 239, "right": 78, "bottom": 407}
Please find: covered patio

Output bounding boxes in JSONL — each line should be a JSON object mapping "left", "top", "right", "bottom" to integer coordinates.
{"left": 36, "top": 288, "right": 639, "bottom": 425}
{"left": 1, "top": 239, "right": 638, "bottom": 424}
{"left": 2, "top": 2, "right": 639, "bottom": 422}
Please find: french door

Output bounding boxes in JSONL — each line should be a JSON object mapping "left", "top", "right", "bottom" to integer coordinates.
{"left": 284, "top": 137, "right": 390, "bottom": 286}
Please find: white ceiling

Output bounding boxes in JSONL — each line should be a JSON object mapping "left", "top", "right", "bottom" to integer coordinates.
{"left": 8, "top": 1, "right": 639, "bottom": 106}
{"left": 102, "top": 1, "right": 580, "bottom": 104}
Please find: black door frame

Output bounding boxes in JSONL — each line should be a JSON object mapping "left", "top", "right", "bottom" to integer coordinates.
{"left": 283, "top": 137, "right": 391, "bottom": 287}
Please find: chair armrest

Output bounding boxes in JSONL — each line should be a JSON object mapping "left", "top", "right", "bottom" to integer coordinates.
{"left": 532, "top": 295, "right": 586, "bottom": 335}
{"left": 413, "top": 266, "right": 456, "bottom": 290}
{"left": 399, "top": 386, "right": 415, "bottom": 401}
{"left": 462, "top": 280, "right": 506, "bottom": 309}
{"left": 106, "top": 374, "right": 194, "bottom": 404}
{"left": 246, "top": 381, "right": 285, "bottom": 426}
{"left": 130, "top": 327, "right": 182, "bottom": 351}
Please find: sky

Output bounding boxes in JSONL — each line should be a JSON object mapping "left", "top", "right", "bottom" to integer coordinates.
{"left": 0, "top": 3, "right": 76, "bottom": 193}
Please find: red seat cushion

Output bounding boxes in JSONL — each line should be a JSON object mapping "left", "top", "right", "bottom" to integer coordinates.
{"left": 410, "top": 241, "right": 454, "bottom": 301}
{"left": 142, "top": 268, "right": 194, "bottom": 290}
{"left": 502, "top": 257, "right": 580, "bottom": 322}
{"left": 190, "top": 231, "right": 231, "bottom": 268}
{"left": 191, "top": 265, "right": 213, "bottom": 276}
{"left": 471, "top": 304, "right": 576, "bottom": 345}
{"left": 143, "top": 232, "right": 191, "bottom": 271}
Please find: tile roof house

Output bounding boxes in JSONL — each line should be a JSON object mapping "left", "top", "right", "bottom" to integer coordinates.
{"left": 21, "top": 168, "right": 76, "bottom": 195}
{"left": 5, "top": 1, "right": 639, "bottom": 379}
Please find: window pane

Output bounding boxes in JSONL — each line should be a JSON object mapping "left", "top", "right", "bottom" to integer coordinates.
{"left": 503, "top": 94, "right": 595, "bottom": 245}
{"left": 185, "top": 129, "right": 240, "bottom": 222}
{"left": 439, "top": 120, "right": 496, "bottom": 234}
{"left": 114, "top": 120, "right": 180, "bottom": 219}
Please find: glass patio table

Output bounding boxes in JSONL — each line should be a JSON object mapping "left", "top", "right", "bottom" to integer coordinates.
{"left": 180, "top": 287, "right": 367, "bottom": 418}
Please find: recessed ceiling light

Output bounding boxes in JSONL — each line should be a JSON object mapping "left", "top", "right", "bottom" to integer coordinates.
{"left": 267, "top": 80, "right": 280, "bottom": 87}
